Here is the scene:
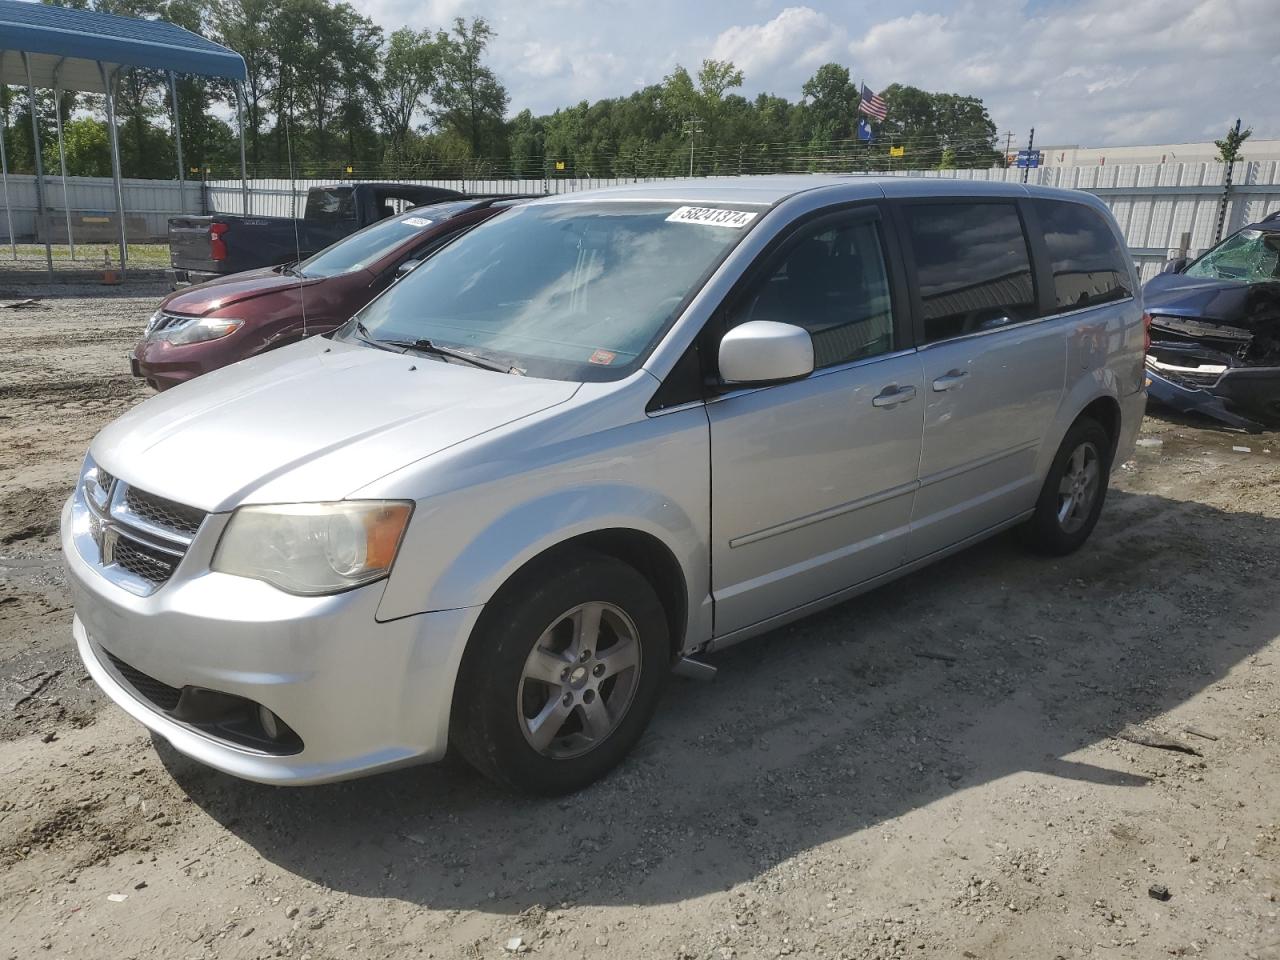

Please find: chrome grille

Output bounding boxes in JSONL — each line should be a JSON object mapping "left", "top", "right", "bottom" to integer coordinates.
{"left": 146, "top": 311, "right": 198, "bottom": 338}
{"left": 124, "top": 487, "right": 205, "bottom": 537}
{"left": 78, "top": 466, "right": 205, "bottom": 596}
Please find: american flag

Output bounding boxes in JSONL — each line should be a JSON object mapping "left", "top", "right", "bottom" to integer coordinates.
{"left": 857, "top": 84, "right": 888, "bottom": 121}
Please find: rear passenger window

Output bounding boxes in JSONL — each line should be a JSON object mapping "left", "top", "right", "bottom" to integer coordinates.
{"left": 903, "top": 202, "right": 1037, "bottom": 344}
{"left": 1034, "top": 199, "right": 1133, "bottom": 312}
{"left": 735, "top": 216, "right": 894, "bottom": 369}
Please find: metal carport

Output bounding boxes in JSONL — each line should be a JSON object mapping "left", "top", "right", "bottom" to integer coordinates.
{"left": 0, "top": 0, "right": 248, "bottom": 278}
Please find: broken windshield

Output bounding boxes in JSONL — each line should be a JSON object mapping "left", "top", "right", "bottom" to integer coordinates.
{"left": 1184, "top": 229, "right": 1280, "bottom": 284}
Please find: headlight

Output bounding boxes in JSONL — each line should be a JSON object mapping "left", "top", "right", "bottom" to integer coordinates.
{"left": 212, "top": 501, "right": 413, "bottom": 595}
{"left": 150, "top": 315, "right": 244, "bottom": 345}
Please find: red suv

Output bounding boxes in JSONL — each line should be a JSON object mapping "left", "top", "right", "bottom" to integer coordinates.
{"left": 133, "top": 198, "right": 517, "bottom": 391}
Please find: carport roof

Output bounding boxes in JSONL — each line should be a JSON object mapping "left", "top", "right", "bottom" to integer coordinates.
{"left": 0, "top": 0, "right": 246, "bottom": 92}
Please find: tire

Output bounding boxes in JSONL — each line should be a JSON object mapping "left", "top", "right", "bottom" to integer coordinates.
{"left": 1022, "top": 417, "right": 1112, "bottom": 556}
{"left": 449, "top": 549, "right": 669, "bottom": 794}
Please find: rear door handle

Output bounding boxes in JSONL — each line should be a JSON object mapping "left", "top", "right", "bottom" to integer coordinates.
{"left": 871, "top": 384, "right": 917, "bottom": 408}
{"left": 931, "top": 369, "right": 969, "bottom": 392}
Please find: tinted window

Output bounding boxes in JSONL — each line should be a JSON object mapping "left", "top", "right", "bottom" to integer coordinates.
{"left": 304, "top": 188, "right": 356, "bottom": 222}
{"left": 903, "top": 202, "right": 1036, "bottom": 343}
{"left": 1034, "top": 199, "right": 1133, "bottom": 310}
{"left": 298, "top": 208, "right": 458, "bottom": 278}
{"left": 735, "top": 217, "right": 894, "bottom": 368}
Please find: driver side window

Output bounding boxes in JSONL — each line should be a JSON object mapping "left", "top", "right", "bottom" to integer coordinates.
{"left": 731, "top": 215, "right": 895, "bottom": 369}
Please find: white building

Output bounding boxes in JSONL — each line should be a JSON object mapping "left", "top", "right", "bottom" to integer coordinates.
{"left": 1036, "top": 139, "right": 1280, "bottom": 167}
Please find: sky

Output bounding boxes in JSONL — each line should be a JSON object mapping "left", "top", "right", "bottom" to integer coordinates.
{"left": 354, "top": 0, "right": 1278, "bottom": 148}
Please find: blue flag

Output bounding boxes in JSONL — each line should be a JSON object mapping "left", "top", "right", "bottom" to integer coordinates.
{"left": 856, "top": 118, "right": 874, "bottom": 143}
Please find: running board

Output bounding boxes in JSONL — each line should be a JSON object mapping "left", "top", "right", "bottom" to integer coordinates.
{"left": 672, "top": 656, "right": 717, "bottom": 681}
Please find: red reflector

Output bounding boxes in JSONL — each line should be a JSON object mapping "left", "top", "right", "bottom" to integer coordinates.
{"left": 209, "top": 222, "right": 229, "bottom": 262}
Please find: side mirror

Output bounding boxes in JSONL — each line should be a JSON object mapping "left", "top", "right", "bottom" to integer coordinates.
{"left": 1162, "top": 257, "right": 1189, "bottom": 274}
{"left": 719, "top": 320, "right": 814, "bottom": 385}
{"left": 395, "top": 259, "right": 423, "bottom": 279}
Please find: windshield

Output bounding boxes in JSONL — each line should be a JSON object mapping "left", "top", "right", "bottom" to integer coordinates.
{"left": 348, "top": 201, "right": 761, "bottom": 381}
{"left": 297, "top": 204, "right": 468, "bottom": 279}
{"left": 1184, "top": 228, "right": 1280, "bottom": 283}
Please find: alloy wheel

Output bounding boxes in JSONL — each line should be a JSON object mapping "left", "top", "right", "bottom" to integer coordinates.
{"left": 516, "top": 601, "right": 642, "bottom": 760}
{"left": 1056, "top": 441, "right": 1101, "bottom": 534}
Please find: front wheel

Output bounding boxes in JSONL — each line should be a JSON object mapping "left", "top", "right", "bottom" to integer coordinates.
{"left": 1022, "top": 417, "right": 1112, "bottom": 555}
{"left": 450, "top": 551, "right": 668, "bottom": 794}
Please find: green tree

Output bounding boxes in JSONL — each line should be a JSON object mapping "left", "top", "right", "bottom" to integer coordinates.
{"left": 801, "top": 63, "right": 857, "bottom": 143}
{"left": 1215, "top": 122, "right": 1252, "bottom": 164}
{"left": 434, "top": 17, "right": 509, "bottom": 157}
{"left": 57, "top": 117, "right": 114, "bottom": 176}
{"left": 378, "top": 28, "right": 444, "bottom": 156}
{"left": 212, "top": 0, "right": 275, "bottom": 165}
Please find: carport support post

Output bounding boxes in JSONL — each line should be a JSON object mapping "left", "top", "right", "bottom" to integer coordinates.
{"left": 53, "top": 61, "right": 76, "bottom": 260}
{"left": 235, "top": 81, "right": 249, "bottom": 215}
{"left": 22, "top": 52, "right": 54, "bottom": 280}
{"left": 99, "top": 61, "right": 128, "bottom": 278}
{"left": 168, "top": 71, "right": 186, "bottom": 215}
{"left": 0, "top": 83, "right": 15, "bottom": 260}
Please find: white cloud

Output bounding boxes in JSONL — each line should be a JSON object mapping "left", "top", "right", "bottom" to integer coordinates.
{"left": 709, "top": 7, "right": 848, "bottom": 90}
{"left": 351, "top": 0, "right": 1277, "bottom": 145}
{"left": 847, "top": 0, "right": 1280, "bottom": 145}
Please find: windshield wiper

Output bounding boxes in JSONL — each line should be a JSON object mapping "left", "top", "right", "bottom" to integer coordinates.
{"left": 392, "top": 338, "right": 523, "bottom": 375}
{"left": 351, "top": 322, "right": 521, "bottom": 375}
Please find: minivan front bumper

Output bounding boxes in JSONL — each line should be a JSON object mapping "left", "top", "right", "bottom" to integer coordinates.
{"left": 62, "top": 495, "right": 481, "bottom": 785}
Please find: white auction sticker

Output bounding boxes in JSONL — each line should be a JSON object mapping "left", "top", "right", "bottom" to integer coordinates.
{"left": 402, "top": 216, "right": 433, "bottom": 227}
{"left": 665, "top": 206, "right": 758, "bottom": 228}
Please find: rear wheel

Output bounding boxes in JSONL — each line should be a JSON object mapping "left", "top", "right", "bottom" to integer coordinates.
{"left": 450, "top": 550, "right": 668, "bottom": 794}
{"left": 1022, "top": 417, "right": 1112, "bottom": 555}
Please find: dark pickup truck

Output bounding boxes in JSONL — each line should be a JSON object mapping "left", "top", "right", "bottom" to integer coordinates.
{"left": 168, "top": 182, "right": 464, "bottom": 285}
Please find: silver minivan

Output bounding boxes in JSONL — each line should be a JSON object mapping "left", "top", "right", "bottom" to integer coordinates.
{"left": 62, "top": 176, "right": 1146, "bottom": 793}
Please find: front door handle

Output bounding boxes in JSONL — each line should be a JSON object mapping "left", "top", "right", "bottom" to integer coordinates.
{"left": 931, "top": 369, "right": 969, "bottom": 392}
{"left": 871, "top": 384, "right": 917, "bottom": 408}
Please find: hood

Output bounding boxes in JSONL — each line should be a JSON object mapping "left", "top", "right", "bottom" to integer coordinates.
{"left": 92, "top": 339, "right": 579, "bottom": 511}
{"left": 163, "top": 267, "right": 328, "bottom": 314}
{"left": 1143, "top": 272, "right": 1280, "bottom": 329}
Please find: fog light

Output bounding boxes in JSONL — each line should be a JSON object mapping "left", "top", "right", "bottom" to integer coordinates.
{"left": 258, "top": 704, "right": 280, "bottom": 740}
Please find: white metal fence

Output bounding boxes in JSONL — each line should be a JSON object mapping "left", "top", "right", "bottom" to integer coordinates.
{"left": 5, "top": 161, "right": 1280, "bottom": 279}
{"left": 0, "top": 173, "right": 201, "bottom": 242}
{"left": 205, "top": 162, "right": 1280, "bottom": 281}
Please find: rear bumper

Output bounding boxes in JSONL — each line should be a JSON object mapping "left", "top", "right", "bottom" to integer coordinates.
{"left": 62, "top": 496, "right": 481, "bottom": 785}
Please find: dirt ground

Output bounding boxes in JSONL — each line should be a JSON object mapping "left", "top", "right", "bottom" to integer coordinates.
{"left": 2, "top": 293, "right": 1279, "bottom": 960}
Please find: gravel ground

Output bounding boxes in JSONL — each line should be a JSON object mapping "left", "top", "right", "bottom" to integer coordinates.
{"left": 2, "top": 293, "right": 1279, "bottom": 960}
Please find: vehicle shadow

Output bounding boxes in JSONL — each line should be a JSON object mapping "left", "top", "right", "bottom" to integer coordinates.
{"left": 160, "top": 488, "right": 1280, "bottom": 911}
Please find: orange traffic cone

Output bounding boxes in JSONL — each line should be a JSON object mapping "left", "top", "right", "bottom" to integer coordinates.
{"left": 100, "top": 248, "right": 122, "bottom": 285}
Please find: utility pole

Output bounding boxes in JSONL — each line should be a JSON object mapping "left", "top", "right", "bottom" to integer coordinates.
{"left": 1005, "top": 131, "right": 1013, "bottom": 168}
{"left": 1214, "top": 117, "right": 1242, "bottom": 243}
{"left": 1021, "top": 127, "right": 1035, "bottom": 184}
{"left": 682, "top": 118, "right": 704, "bottom": 178}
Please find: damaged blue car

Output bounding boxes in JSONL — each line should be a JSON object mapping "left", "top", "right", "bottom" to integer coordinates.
{"left": 1143, "top": 211, "right": 1280, "bottom": 431}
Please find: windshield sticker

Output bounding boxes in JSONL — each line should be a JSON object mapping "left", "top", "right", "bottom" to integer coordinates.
{"left": 402, "top": 216, "right": 433, "bottom": 228}
{"left": 589, "top": 348, "right": 617, "bottom": 365}
{"left": 666, "top": 206, "right": 759, "bottom": 229}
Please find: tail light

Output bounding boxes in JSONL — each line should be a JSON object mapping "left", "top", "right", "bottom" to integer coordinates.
{"left": 1141, "top": 312, "right": 1152, "bottom": 354}
{"left": 209, "top": 222, "right": 229, "bottom": 262}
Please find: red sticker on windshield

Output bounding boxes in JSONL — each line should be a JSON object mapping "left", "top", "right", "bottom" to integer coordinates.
{"left": 589, "top": 349, "right": 617, "bottom": 365}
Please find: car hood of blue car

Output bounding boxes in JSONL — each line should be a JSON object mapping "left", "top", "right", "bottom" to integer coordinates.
{"left": 1143, "top": 271, "right": 1280, "bottom": 328}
